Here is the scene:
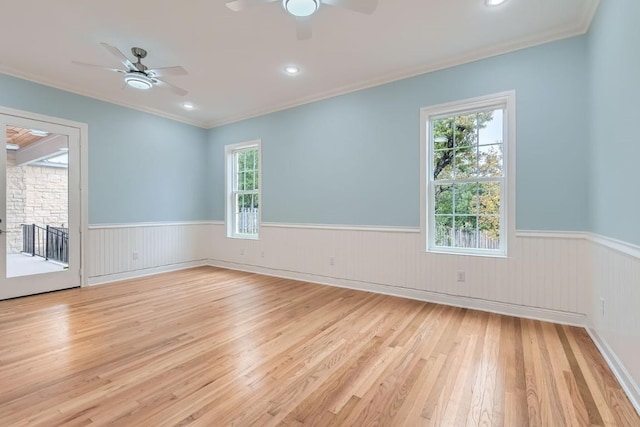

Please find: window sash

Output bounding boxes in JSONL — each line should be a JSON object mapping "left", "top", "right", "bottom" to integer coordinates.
{"left": 428, "top": 177, "right": 505, "bottom": 253}
{"left": 233, "top": 190, "right": 259, "bottom": 236}
{"left": 227, "top": 142, "right": 260, "bottom": 239}
{"left": 427, "top": 107, "right": 506, "bottom": 255}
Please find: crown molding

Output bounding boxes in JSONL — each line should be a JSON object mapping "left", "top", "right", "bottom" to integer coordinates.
{"left": 206, "top": 21, "right": 597, "bottom": 128}
{"left": 580, "top": 0, "right": 601, "bottom": 34}
{"left": 1, "top": 4, "right": 599, "bottom": 131}
{"left": 0, "top": 65, "right": 207, "bottom": 129}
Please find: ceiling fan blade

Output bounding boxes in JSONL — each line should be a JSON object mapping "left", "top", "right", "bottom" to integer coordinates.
{"left": 72, "top": 61, "right": 125, "bottom": 73}
{"left": 146, "top": 66, "right": 188, "bottom": 77}
{"left": 225, "top": 0, "right": 277, "bottom": 12}
{"left": 154, "top": 79, "right": 188, "bottom": 96}
{"left": 296, "top": 17, "right": 313, "bottom": 41}
{"left": 321, "top": 0, "right": 378, "bottom": 14}
{"left": 100, "top": 42, "right": 136, "bottom": 70}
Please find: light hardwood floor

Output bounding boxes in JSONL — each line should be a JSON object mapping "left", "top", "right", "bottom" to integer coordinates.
{"left": 0, "top": 266, "right": 638, "bottom": 426}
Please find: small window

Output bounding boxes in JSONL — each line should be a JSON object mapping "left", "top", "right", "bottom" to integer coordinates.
{"left": 421, "top": 92, "right": 514, "bottom": 256}
{"left": 226, "top": 140, "right": 261, "bottom": 239}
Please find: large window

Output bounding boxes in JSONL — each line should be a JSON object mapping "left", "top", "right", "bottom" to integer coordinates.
{"left": 226, "top": 140, "right": 261, "bottom": 239}
{"left": 421, "top": 92, "right": 514, "bottom": 256}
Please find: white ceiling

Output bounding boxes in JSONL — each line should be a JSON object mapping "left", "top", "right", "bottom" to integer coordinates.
{"left": 0, "top": 0, "right": 598, "bottom": 128}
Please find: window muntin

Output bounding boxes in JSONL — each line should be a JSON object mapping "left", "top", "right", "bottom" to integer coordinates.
{"left": 227, "top": 141, "right": 260, "bottom": 238}
{"left": 425, "top": 98, "right": 510, "bottom": 256}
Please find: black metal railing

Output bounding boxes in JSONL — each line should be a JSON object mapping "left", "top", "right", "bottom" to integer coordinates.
{"left": 21, "top": 224, "right": 69, "bottom": 264}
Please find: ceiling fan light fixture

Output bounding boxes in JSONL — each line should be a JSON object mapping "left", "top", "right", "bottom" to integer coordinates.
{"left": 284, "top": 0, "right": 318, "bottom": 17}
{"left": 124, "top": 72, "right": 154, "bottom": 90}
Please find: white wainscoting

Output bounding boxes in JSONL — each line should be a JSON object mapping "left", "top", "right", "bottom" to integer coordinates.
{"left": 586, "top": 235, "right": 640, "bottom": 413}
{"left": 87, "top": 222, "right": 212, "bottom": 285}
{"left": 209, "top": 224, "right": 588, "bottom": 325}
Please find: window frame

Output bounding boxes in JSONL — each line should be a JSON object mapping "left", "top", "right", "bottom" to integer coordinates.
{"left": 420, "top": 91, "right": 516, "bottom": 257}
{"left": 225, "top": 140, "right": 261, "bottom": 240}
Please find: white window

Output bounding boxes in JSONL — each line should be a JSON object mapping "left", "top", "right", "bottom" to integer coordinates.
{"left": 421, "top": 92, "right": 515, "bottom": 256}
{"left": 226, "top": 140, "right": 261, "bottom": 239}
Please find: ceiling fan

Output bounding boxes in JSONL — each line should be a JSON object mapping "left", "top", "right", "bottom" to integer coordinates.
{"left": 225, "top": 0, "right": 379, "bottom": 40}
{"left": 73, "top": 43, "right": 188, "bottom": 96}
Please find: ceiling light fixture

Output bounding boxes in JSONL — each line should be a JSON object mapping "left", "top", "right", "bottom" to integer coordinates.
{"left": 283, "top": 0, "right": 319, "bottom": 17}
{"left": 182, "top": 102, "right": 196, "bottom": 110}
{"left": 124, "top": 72, "right": 154, "bottom": 90}
{"left": 29, "top": 129, "right": 49, "bottom": 137}
{"left": 284, "top": 65, "right": 300, "bottom": 75}
{"left": 485, "top": 0, "right": 506, "bottom": 6}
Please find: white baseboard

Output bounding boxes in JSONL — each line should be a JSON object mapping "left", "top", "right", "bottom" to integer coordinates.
{"left": 206, "top": 259, "right": 586, "bottom": 327}
{"left": 86, "top": 259, "right": 209, "bottom": 286}
{"left": 586, "top": 325, "right": 640, "bottom": 415}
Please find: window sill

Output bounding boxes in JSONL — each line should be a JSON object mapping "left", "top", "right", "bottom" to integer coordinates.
{"left": 426, "top": 248, "right": 507, "bottom": 258}
{"left": 227, "top": 234, "right": 260, "bottom": 241}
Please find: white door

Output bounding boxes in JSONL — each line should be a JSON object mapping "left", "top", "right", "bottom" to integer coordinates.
{"left": 0, "top": 113, "right": 81, "bottom": 299}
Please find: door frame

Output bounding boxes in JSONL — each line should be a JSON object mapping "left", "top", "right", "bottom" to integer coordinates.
{"left": 0, "top": 105, "right": 88, "bottom": 288}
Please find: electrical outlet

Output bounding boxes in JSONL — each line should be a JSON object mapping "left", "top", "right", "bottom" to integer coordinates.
{"left": 329, "top": 257, "right": 335, "bottom": 266}
{"left": 240, "top": 248, "right": 245, "bottom": 256}
{"left": 261, "top": 251, "right": 265, "bottom": 258}
{"left": 457, "top": 271, "right": 466, "bottom": 282}
{"left": 132, "top": 251, "right": 139, "bottom": 261}
{"left": 600, "top": 298, "right": 605, "bottom": 316}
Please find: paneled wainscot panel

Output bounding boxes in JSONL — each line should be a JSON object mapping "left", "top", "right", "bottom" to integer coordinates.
{"left": 208, "top": 224, "right": 587, "bottom": 318}
{"left": 587, "top": 237, "right": 640, "bottom": 411}
{"left": 88, "top": 222, "right": 211, "bottom": 283}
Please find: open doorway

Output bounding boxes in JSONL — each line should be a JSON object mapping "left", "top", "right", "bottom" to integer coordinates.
{"left": 0, "top": 110, "right": 83, "bottom": 300}
{"left": 5, "top": 126, "right": 69, "bottom": 277}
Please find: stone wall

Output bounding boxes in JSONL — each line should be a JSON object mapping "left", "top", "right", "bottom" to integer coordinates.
{"left": 26, "top": 164, "right": 69, "bottom": 228}
{"left": 6, "top": 153, "right": 27, "bottom": 254}
{"left": 6, "top": 152, "right": 68, "bottom": 254}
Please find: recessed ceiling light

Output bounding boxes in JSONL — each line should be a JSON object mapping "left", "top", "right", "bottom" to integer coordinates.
{"left": 485, "top": 0, "right": 506, "bottom": 6}
{"left": 182, "top": 102, "right": 196, "bottom": 111}
{"left": 29, "top": 129, "right": 49, "bottom": 137}
{"left": 124, "top": 72, "right": 154, "bottom": 90}
{"left": 283, "top": 0, "right": 319, "bottom": 17}
{"left": 284, "top": 65, "right": 300, "bottom": 75}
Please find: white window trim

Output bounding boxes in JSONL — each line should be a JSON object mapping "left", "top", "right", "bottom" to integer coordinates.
{"left": 225, "top": 139, "right": 262, "bottom": 240}
{"left": 420, "top": 91, "right": 516, "bottom": 257}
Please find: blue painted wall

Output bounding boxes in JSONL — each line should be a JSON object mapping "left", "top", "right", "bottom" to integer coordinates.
{"left": 588, "top": 0, "right": 640, "bottom": 246}
{"left": 0, "top": 74, "right": 209, "bottom": 224}
{"left": 209, "top": 37, "right": 590, "bottom": 230}
{"left": 1, "top": 34, "right": 596, "bottom": 232}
